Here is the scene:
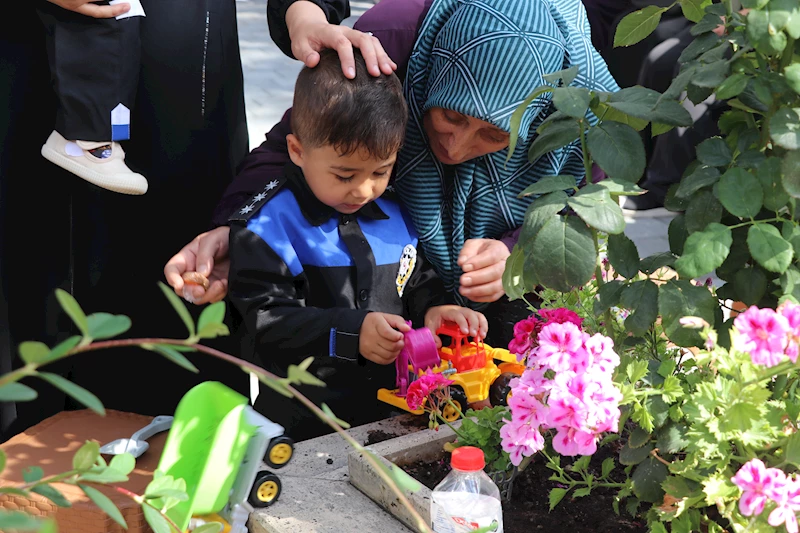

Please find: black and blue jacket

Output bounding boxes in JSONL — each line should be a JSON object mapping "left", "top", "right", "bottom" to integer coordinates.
{"left": 227, "top": 163, "right": 451, "bottom": 373}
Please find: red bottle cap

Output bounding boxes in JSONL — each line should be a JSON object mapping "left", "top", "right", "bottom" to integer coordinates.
{"left": 451, "top": 446, "right": 485, "bottom": 471}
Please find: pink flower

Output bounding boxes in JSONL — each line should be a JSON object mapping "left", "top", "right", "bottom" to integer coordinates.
{"left": 500, "top": 418, "right": 544, "bottom": 466}
{"left": 585, "top": 333, "right": 620, "bottom": 374}
{"left": 552, "top": 428, "right": 597, "bottom": 456}
{"left": 731, "top": 459, "right": 782, "bottom": 517}
{"left": 768, "top": 475, "right": 800, "bottom": 533}
{"left": 733, "top": 306, "right": 791, "bottom": 367}
{"left": 508, "top": 335, "right": 532, "bottom": 358}
{"left": 405, "top": 370, "right": 453, "bottom": 411}
{"left": 539, "top": 308, "right": 583, "bottom": 328}
{"left": 537, "top": 322, "right": 588, "bottom": 372}
{"left": 513, "top": 316, "right": 540, "bottom": 337}
{"left": 780, "top": 302, "right": 800, "bottom": 363}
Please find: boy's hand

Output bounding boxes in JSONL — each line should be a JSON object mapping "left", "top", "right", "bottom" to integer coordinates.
{"left": 424, "top": 306, "right": 488, "bottom": 348}
{"left": 359, "top": 313, "right": 410, "bottom": 365}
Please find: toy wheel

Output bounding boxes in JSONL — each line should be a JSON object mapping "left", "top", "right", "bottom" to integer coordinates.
{"left": 249, "top": 471, "right": 282, "bottom": 508}
{"left": 490, "top": 372, "right": 517, "bottom": 407}
{"left": 442, "top": 387, "right": 467, "bottom": 422}
{"left": 265, "top": 435, "right": 294, "bottom": 469}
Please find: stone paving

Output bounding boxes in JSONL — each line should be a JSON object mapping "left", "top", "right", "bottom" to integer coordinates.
{"left": 234, "top": 0, "right": 676, "bottom": 262}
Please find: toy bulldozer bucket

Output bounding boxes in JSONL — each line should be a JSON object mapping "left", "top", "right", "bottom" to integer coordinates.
{"left": 156, "top": 382, "right": 255, "bottom": 532}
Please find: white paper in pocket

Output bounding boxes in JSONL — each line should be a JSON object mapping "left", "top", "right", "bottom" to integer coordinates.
{"left": 110, "top": 0, "right": 146, "bottom": 20}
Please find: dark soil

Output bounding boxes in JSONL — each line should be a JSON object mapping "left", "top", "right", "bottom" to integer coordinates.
{"left": 402, "top": 448, "right": 647, "bottom": 533}
{"left": 364, "top": 429, "right": 399, "bottom": 446}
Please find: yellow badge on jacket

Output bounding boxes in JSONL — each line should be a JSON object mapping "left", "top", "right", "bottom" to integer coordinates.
{"left": 396, "top": 244, "right": 417, "bottom": 297}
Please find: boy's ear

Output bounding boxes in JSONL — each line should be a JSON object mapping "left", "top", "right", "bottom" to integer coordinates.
{"left": 286, "top": 134, "right": 304, "bottom": 167}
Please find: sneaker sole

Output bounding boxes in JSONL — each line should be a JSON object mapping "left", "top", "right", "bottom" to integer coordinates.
{"left": 42, "top": 144, "right": 148, "bottom": 195}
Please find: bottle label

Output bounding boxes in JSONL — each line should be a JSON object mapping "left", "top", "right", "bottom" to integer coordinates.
{"left": 430, "top": 494, "right": 503, "bottom": 533}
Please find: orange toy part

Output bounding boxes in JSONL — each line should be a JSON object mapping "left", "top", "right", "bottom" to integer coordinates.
{"left": 436, "top": 322, "right": 488, "bottom": 373}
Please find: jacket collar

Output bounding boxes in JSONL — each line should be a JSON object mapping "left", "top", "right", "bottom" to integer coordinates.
{"left": 284, "top": 163, "right": 389, "bottom": 226}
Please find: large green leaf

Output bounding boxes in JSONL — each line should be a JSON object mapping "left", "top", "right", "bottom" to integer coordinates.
{"left": 675, "top": 166, "right": 720, "bottom": 198}
{"left": 55, "top": 289, "right": 89, "bottom": 337}
{"left": 748, "top": 223, "right": 794, "bottom": 273}
{"left": 502, "top": 246, "right": 526, "bottom": 301}
{"left": 552, "top": 87, "right": 591, "bottom": 119}
{"left": 528, "top": 119, "right": 581, "bottom": 163}
{"left": 530, "top": 215, "right": 596, "bottom": 292}
{"left": 157, "top": 281, "right": 196, "bottom": 338}
{"left": 32, "top": 485, "right": 70, "bottom": 508}
{"left": 620, "top": 442, "right": 653, "bottom": 465}
{"left": 668, "top": 214, "right": 689, "bottom": 256}
{"left": 594, "top": 280, "right": 625, "bottom": 315}
{"left": 588, "top": 121, "right": 646, "bottom": 183}
{"left": 620, "top": 280, "right": 659, "bottom": 336}
{"left": 606, "top": 87, "right": 691, "bottom": 127}
{"left": 567, "top": 184, "right": 626, "bottom": 234}
{"left": 770, "top": 107, "right": 800, "bottom": 150}
{"left": 692, "top": 60, "right": 730, "bottom": 89}
{"left": 632, "top": 458, "right": 668, "bottom": 503}
{"left": 685, "top": 190, "right": 723, "bottom": 233}
{"left": 716, "top": 168, "right": 763, "bottom": 218}
{"left": 783, "top": 222, "right": 800, "bottom": 259}
{"left": 0, "top": 382, "right": 37, "bottom": 402}
{"left": 517, "top": 175, "right": 577, "bottom": 197}
{"left": 785, "top": 64, "right": 800, "bottom": 96}
{"left": 596, "top": 177, "right": 645, "bottom": 197}
{"left": 674, "top": 223, "right": 732, "bottom": 279}
{"left": 679, "top": 32, "right": 721, "bottom": 63}
{"left": 758, "top": 157, "right": 790, "bottom": 211}
{"left": 734, "top": 267, "right": 768, "bottom": 306}
{"left": 607, "top": 233, "right": 641, "bottom": 279}
{"left": 149, "top": 345, "right": 199, "bottom": 374}
{"left": 614, "top": 6, "right": 669, "bottom": 47}
{"left": 86, "top": 312, "right": 131, "bottom": 340}
{"left": 543, "top": 66, "right": 579, "bottom": 86}
{"left": 508, "top": 85, "right": 552, "bottom": 160}
{"left": 0, "top": 511, "right": 42, "bottom": 531}
{"left": 73, "top": 441, "right": 100, "bottom": 471}
{"left": 640, "top": 252, "right": 676, "bottom": 274}
{"left": 680, "top": 0, "right": 713, "bottom": 23}
{"left": 39, "top": 372, "right": 104, "bottom": 415}
{"left": 715, "top": 73, "right": 750, "bottom": 100}
{"left": 19, "top": 341, "right": 50, "bottom": 365}
{"left": 782, "top": 149, "right": 800, "bottom": 198}
{"left": 696, "top": 137, "right": 732, "bottom": 167}
{"left": 518, "top": 190, "right": 568, "bottom": 248}
{"left": 658, "top": 280, "right": 717, "bottom": 347}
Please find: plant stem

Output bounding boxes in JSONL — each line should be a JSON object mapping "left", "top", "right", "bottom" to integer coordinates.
{"left": 742, "top": 360, "right": 797, "bottom": 388}
{"left": 18, "top": 470, "right": 78, "bottom": 491}
{"left": 62, "top": 337, "right": 433, "bottom": 533}
{"left": 579, "top": 121, "right": 593, "bottom": 182}
{"left": 113, "top": 486, "right": 183, "bottom": 533}
{"left": 727, "top": 217, "right": 784, "bottom": 230}
{"left": 0, "top": 364, "right": 37, "bottom": 388}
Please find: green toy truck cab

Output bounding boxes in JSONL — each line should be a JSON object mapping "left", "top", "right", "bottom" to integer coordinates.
{"left": 155, "top": 381, "right": 294, "bottom": 533}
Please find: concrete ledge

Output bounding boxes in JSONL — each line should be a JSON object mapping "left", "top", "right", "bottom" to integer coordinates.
{"left": 348, "top": 423, "right": 461, "bottom": 532}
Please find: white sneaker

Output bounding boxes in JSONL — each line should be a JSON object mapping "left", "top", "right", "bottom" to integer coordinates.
{"left": 41, "top": 130, "right": 148, "bottom": 195}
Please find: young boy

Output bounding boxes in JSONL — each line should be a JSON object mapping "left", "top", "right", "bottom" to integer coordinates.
{"left": 227, "top": 50, "right": 487, "bottom": 440}
{"left": 37, "top": 1, "right": 147, "bottom": 195}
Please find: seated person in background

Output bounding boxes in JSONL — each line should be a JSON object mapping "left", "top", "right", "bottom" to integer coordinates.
{"left": 227, "top": 50, "right": 486, "bottom": 440}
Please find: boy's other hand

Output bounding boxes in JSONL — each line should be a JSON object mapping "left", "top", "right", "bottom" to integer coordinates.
{"left": 359, "top": 313, "right": 410, "bottom": 365}
{"left": 424, "top": 305, "right": 488, "bottom": 349}
{"left": 48, "top": 0, "right": 131, "bottom": 18}
{"left": 164, "top": 226, "right": 231, "bottom": 305}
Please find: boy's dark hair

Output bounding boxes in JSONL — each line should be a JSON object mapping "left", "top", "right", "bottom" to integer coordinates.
{"left": 291, "top": 49, "right": 408, "bottom": 160}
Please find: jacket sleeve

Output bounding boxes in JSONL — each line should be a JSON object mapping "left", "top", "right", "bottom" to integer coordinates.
{"left": 228, "top": 223, "right": 369, "bottom": 362}
{"left": 267, "top": 0, "right": 351, "bottom": 59}
{"left": 402, "top": 251, "right": 454, "bottom": 328}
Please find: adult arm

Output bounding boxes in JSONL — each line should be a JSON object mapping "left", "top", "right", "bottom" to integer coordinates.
{"left": 46, "top": 0, "right": 130, "bottom": 17}
{"left": 268, "top": 0, "right": 349, "bottom": 58}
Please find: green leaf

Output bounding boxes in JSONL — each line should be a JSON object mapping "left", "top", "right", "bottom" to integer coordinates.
{"left": 734, "top": 267, "right": 768, "bottom": 306}
{"left": 157, "top": 281, "right": 196, "bottom": 338}
{"left": 86, "top": 313, "right": 131, "bottom": 340}
{"left": 658, "top": 280, "right": 718, "bottom": 347}
{"left": 143, "top": 504, "right": 171, "bottom": 533}
{"left": 692, "top": 60, "right": 730, "bottom": 88}
{"left": 679, "top": 33, "right": 721, "bottom": 64}
{"left": 662, "top": 65, "right": 696, "bottom": 100}
{"left": 594, "top": 280, "right": 625, "bottom": 315}
{"left": 518, "top": 175, "right": 577, "bottom": 197}
{"left": 531, "top": 215, "right": 596, "bottom": 292}
{"left": 620, "top": 280, "right": 659, "bottom": 336}
{"left": 0, "top": 382, "right": 38, "bottom": 402}
{"left": 748, "top": 223, "right": 794, "bottom": 273}
{"left": 631, "top": 457, "right": 668, "bottom": 503}
{"left": 720, "top": 402, "right": 761, "bottom": 432}
{"left": 508, "top": 85, "right": 552, "bottom": 160}
{"left": 149, "top": 345, "right": 199, "bottom": 373}
{"left": 665, "top": 183, "right": 690, "bottom": 212}
{"left": 680, "top": 0, "right": 712, "bottom": 22}
{"left": 518, "top": 190, "right": 567, "bottom": 249}
{"left": 675, "top": 165, "right": 720, "bottom": 198}
{"left": 715, "top": 73, "right": 750, "bottom": 100}
{"left": 692, "top": 13, "right": 725, "bottom": 35}
{"left": 0, "top": 510, "right": 42, "bottom": 530}
{"left": 543, "top": 66, "right": 579, "bottom": 86}
{"left": 685, "top": 190, "right": 723, "bottom": 233}
{"left": 596, "top": 177, "right": 645, "bottom": 197}
{"left": 552, "top": 87, "right": 591, "bottom": 119}
{"left": 288, "top": 362, "right": 326, "bottom": 387}
{"left": 197, "top": 301, "right": 226, "bottom": 335}
{"left": 73, "top": 441, "right": 100, "bottom": 471}
{"left": 785, "top": 431, "right": 800, "bottom": 467}
{"left": 758, "top": 157, "right": 791, "bottom": 211}
{"left": 47, "top": 336, "right": 81, "bottom": 363}
{"left": 783, "top": 149, "right": 800, "bottom": 198}
{"left": 567, "top": 184, "right": 626, "bottom": 234}
{"left": 528, "top": 118, "right": 581, "bottom": 163}
{"left": 79, "top": 469, "right": 130, "bottom": 484}
{"left": 109, "top": 453, "right": 136, "bottom": 476}
{"left": 573, "top": 487, "right": 592, "bottom": 498}
{"left": 587, "top": 121, "right": 646, "bottom": 183}
{"left": 651, "top": 99, "right": 694, "bottom": 127}
{"left": 614, "top": 6, "right": 669, "bottom": 47}
{"left": 258, "top": 374, "right": 292, "bottom": 398}
{"left": 771, "top": 107, "right": 800, "bottom": 150}
{"left": 668, "top": 214, "right": 689, "bottom": 256}
{"left": 674, "top": 223, "right": 732, "bottom": 280}
{"left": 32, "top": 484, "right": 71, "bottom": 508}
{"left": 607, "top": 233, "right": 640, "bottom": 279}
{"left": 549, "top": 487, "right": 569, "bottom": 510}
{"left": 607, "top": 86, "right": 692, "bottom": 127}
{"left": 620, "top": 441, "right": 653, "bottom": 465}
{"left": 716, "top": 167, "right": 763, "bottom": 218}
{"left": 640, "top": 252, "right": 676, "bottom": 274}
{"left": 629, "top": 428, "right": 651, "bottom": 448}
{"left": 696, "top": 137, "right": 732, "bottom": 167}
{"left": 22, "top": 466, "right": 43, "bottom": 483}
{"left": 19, "top": 341, "right": 51, "bottom": 365}
{"left": 593, "top": 103, "right": 649, "bottom": 131}
{"left": 503, "top": 245, "right": 526, "bottom": 301}
{"left": 656, "top": 424, "right": 690, "bottom": 454}
{"left": 321, "top": 403, "right": 351, "bottom": 429}
{"left": 785, "top": 64, "right": 800, "bottom": 96}
{"left": 39, "top": 372, "right": 104, "bottom": 415}
{"left": 55, "top": 289, "right": 89, "bottom": 336}
{"left": 601, "top": 457, "right": 615, "bottom": 478}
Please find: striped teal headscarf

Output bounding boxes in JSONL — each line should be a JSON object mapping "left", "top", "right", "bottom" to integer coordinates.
{"left": 395, "top": 0, "right": 619, "bottom": 306}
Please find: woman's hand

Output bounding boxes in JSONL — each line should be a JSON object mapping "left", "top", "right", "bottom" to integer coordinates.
{"left": 457, "top": 239, "right": 510, "bottom": 303}
{"left": 164, "top": 227, "right": 231, "bottom": 305}
{"left": 285, "top": 1, "right": 396, "bottom": 79}
{"left": 47, "top": 0, "right": 130, "bottom": 17}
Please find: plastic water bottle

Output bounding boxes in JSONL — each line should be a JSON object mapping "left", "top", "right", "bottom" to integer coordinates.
{"left": 430, "top": 446, "right": 504, "bottom": 533}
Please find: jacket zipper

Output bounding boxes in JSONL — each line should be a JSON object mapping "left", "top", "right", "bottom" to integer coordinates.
{"left": 201, "top": 10, "right": 210, "bottom": 118}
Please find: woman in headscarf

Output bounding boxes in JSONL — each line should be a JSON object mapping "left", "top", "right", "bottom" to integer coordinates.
{"left": 166, "top": 0, "right": 619, "bottom": 346}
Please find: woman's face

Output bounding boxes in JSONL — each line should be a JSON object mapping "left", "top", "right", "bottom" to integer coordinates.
{"left": 423, "top": 108, "right": 510, "bottom": 165}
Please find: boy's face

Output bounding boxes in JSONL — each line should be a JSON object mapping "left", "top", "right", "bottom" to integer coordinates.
{"left": 287, "top": 134, "right": 397, "bottom": 214}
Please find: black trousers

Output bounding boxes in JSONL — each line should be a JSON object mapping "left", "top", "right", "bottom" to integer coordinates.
{"left": 38, "top": 3, "right": 140, "bottom": 142}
